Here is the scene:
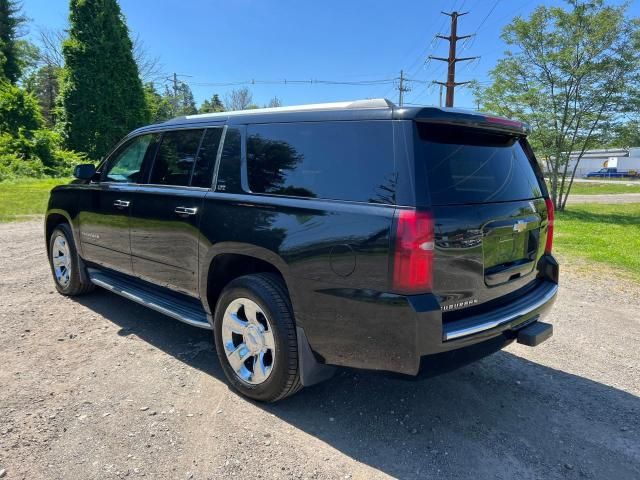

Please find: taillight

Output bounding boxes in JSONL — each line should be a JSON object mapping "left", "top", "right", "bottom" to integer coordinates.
{"left": 544, "top": 198, "right": 554, "bottom": 254}
{"left": 393, "top": 210, "right": 434, "bottom": 294}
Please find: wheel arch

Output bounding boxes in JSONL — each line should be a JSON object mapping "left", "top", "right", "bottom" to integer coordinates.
{"left": 200, "top": 243, "right": 296, "bottom": 319}
{"left": 45, "top": 209, "right": 77, "bottom": 249}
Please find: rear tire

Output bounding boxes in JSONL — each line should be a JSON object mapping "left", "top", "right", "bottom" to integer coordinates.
{"left": 48, "top": 223, "right": 94, "bottom": 296}
{"left": 213, "top": 273, "right": 302, "bottom": 402}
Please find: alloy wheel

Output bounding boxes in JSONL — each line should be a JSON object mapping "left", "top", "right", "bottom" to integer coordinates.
{"left": 51, "top": 233, "right": 71, "bottom": 288}
{"left": 221, "top": 298, "right": 276, "bottom": 385}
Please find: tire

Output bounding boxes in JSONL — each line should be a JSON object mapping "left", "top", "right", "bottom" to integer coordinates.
{"left": 48, "top": 223, "right": 95, "bottom": 296}
{"left": 213, "top": 273, "right": 302, "bottom": 402}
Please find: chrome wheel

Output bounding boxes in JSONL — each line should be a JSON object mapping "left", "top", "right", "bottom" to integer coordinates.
{"left": 221, "top": 298, "right": 276, "bottom": 385}
{"left": 51, "top": 233, "right": 71, "bottom": 288}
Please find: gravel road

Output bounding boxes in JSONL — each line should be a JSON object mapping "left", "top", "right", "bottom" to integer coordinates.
{"left": 1, "top": 220, "right": 639, "bottom": 480}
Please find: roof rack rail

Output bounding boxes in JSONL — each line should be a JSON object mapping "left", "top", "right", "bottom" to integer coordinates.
{"left": 167, "top": 98, "right": 395, "bottom": 123}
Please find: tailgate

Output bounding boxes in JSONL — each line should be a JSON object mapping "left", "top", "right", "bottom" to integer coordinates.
{"left": 413, "top": 122, "right": 551, "bottom": 312}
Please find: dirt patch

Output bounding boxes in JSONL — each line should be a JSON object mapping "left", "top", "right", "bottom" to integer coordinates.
{"left": 1, "top": 220, "right": 639, "bottom": 479}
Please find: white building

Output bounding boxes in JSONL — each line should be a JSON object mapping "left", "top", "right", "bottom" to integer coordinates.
{"left": 547, "top": 147, "right": 640, "bottom": 177}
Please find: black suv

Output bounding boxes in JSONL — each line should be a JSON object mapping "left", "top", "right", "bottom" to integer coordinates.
{"left": 46, "top": 99, "right": 558, "bottom": 402}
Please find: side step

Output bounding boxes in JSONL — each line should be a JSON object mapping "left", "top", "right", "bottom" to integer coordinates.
{"left": 87, "top": 268, "right": 211, "bottom": 330}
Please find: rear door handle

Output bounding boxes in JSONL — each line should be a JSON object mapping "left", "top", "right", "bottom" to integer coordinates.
{"left": 113, "top": 200, "right": 130, "bottom": 209}
{"left": 174, "top": 206, "right": 198, "bottom": 216}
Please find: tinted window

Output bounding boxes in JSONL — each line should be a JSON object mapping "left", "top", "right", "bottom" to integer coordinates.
{"left": 416, "top": 124, "right": 543, "bottom": 205}
{"left": 215, "top": 127, "right": 242, "bottom": 193}
{"left": 104, "top": 134, "right": 157, "bottom": 183}
{"left": 191, "top": 128, "right": 223, "bottom": 188}
{"left": 149, "top": 129, "right": 204, "bottom": 186}
{"left": 247, "top": 121, "right": 396, "bottom": 203}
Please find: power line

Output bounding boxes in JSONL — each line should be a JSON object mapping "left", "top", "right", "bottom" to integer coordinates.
{"left": 476, "top": 0, "right": 501, "bottom": 32}
{"left": 477, "top": 0, "right": 532, "bottom": 34}
{"left": 189, "top": 78, "right": 397, "bottom": 87}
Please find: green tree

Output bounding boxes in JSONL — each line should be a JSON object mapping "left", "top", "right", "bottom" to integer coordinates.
{"left": 0, "top": 0, "right": 27, "bottom": 83}
{"left": 0, "top": 80, "right": 41, "bottom": 134}
{"left": 0, "top": 81, "right": 84, "bottom": 180}
{"left": 266, "top": 96, "right": 282, "bottom": 108}
{"left": 225, "top": 87, "right": 253, "bottom": 111}
{"left": 143, "top": 82, "right": 172, "bottom": 122}
{"left": 475, "top": 0, "right": 640, "bottom": 210}
{"left": 606, "top": 120, "right": 640, "bottom": 148}
{"left": 199, "top": 93, "right": 225, "bottom": 113}
{"left": 59, "top": 0, "right": 148, "bottom": 160}
{"left": 175, "top": 81, "right": 197, "bottom": 116}
{"left": 23, "top": 64, "right": 62, "bottom": 126}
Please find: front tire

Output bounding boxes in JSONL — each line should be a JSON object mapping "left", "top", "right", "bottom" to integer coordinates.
{"left": 48, "top": 223, "right": 94, "bottom": 296}
{"left": 213, "top": 273, "right": 302, "bottom": 402}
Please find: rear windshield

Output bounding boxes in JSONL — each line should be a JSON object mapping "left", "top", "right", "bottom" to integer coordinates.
{"left": 416, "top": 123, "right": 543, "bottom": 205}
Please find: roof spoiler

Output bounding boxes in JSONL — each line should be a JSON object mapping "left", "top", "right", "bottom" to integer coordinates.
{"left": 414, "top": 107, "right": 531, "bottom": 136}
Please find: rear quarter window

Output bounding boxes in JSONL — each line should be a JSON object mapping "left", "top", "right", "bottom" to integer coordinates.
{"left": 246, "top": 121, "right": 396, "bottom": 203}
{"left": 416, "top": 123, "right": 543, "bottom": 205}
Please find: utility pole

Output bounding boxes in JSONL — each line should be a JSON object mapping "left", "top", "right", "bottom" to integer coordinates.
{"left": 437, "top": 82, "right": 443, "bottom": 107}
{"left": 172, "top": 72, "right": 179, "bottom": 115}
{"left": 429, "top": 11, "right": 478, "bottom": 107}
{"left": 167, "top": 73, "right": 193, "bottom": 116}
{"left": 397, "top": 69, "right": 411, "bottom": 106}
{"left": 172, "top": 72, "right": 179, "bottom": 99}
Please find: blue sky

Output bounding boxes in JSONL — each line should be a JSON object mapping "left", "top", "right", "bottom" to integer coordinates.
{"left": 23, "top": 0, "right": 640, "bottom": 109}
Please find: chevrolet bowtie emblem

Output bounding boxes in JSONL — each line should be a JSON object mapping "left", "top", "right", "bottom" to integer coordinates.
{"left": 513, "top": 220, "right": 527, "bottom": 233}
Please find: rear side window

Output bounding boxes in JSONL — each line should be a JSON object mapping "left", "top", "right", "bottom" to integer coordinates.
{"left": 191, "top": 127, "right": 223, "bottom": 188}
{"left": 215, "top": 127, "right": 242, "bottom": 193}
{"left": 416, "top": 123, "right": 543, "bottom": 205}
{"left": 149, "top": 129, "right": 204, "bottom": 186}
{"left": 246, "top": 121, "right": 396, "bottom": 203}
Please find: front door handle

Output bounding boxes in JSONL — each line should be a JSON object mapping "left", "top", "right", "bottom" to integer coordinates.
{"left": 113, "top": 200, "right": 130, "bottom": 209}
{"left": 174, "top": 206, "right": 198, "bottom": 216}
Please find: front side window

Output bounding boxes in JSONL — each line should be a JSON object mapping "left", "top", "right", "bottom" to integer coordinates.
{"left": 148, "top": 129, "right": 205, "bottom": 186}
{"left": 103, "top": 134, "right": 157, "bottom": 183}
{"left": 246, "top": 121, "right": 396, "bottom": 203}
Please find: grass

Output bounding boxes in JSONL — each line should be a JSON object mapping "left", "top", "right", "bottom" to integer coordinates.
{"left": 555, "top": 203, "right": 640, "bottom": 280}
{"left": 545, "top": 179, "right": 640, "bottom": 195}
{"left": 0, "top": 178, "right": 71, "bottom": 222}
{"left": 566, "top": 182, "right": 640, "bottom": 195}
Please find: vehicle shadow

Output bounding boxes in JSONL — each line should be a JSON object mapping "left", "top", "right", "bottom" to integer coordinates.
{"left": 76, "top": 290, "right": 640, "bottom": 480}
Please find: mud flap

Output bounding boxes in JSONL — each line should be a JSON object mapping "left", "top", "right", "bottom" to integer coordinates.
{"left": 77, "top": 254, "right": 91, "bottom": 286}
{"left": 297, "top": 327, "right": 336, "bottom": 386}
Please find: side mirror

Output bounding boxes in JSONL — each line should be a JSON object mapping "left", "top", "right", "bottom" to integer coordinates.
{"left": 73, "top": 163, "right": 97, "bottom": 180}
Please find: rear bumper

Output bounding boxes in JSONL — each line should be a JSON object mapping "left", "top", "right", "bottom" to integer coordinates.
{"left": 406, "top": 278, "right": 557, "bottom": 375}
{"left": 307, "top": 255, "right": 559, "bottom": 376}
{"left": 441, "top": 281, "right": 557, "bottom": 342}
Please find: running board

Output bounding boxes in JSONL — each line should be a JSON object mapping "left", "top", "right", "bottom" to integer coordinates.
{"left": 87, "top": 268, "right": 211, "bottom": 330}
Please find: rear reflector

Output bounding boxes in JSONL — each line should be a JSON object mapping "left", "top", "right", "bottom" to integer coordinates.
{"left": 544, "top": 198, "right": 554, "bottom": 254}
{"left": 393, "top": 210, "right": 434, "bottom": 294}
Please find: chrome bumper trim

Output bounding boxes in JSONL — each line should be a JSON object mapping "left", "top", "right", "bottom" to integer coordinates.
{"left": 444, "top": 283, "right": 558, "bottom": 341}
